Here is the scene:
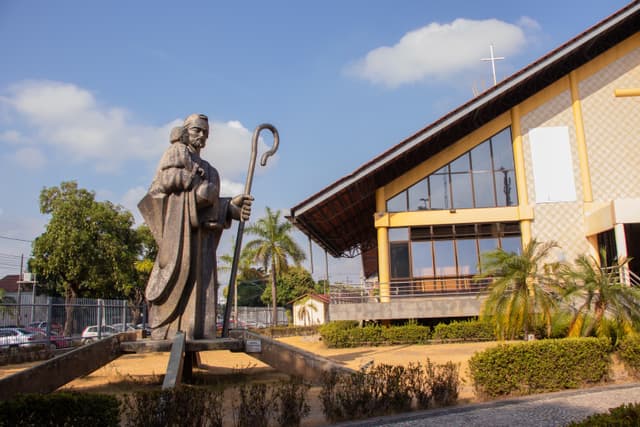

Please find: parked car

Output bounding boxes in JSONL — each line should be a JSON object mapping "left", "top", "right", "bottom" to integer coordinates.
{"left": 81, "top": 325, "right": 119, "bottom": 344}
{"left": 109, "top": 323, "right": 136, "bottom": 332}
{"left": 27, "top": 321, "right": 63, "bottom": 333}
{"left": 0, "top": 327, "right": 46, "bottom": 348}
{"left": 25, "top": 327, "right": 72, "bottom": 349}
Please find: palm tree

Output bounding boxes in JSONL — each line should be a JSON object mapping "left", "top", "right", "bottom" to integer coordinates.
{"left": 243, "top": 207, "right": 305, "bottom": 325}
{"left": 560, "top": 254, "right": 640, "bottom": 338}
{"left": 475, "top": 239, "right": 561, "bottom": 340}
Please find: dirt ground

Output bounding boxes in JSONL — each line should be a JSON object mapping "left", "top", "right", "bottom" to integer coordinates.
{"left": 0, "top": 337, "right": 634, "bottom": 426}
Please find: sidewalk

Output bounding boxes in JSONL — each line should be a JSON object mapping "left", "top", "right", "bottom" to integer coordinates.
{"left": 335, "top": 383, "right": 640, "bottom": 427}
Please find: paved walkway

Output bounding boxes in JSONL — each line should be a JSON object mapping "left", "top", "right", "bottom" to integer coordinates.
{"left": 334, "top": 383, "right": 640, "bottom": 427}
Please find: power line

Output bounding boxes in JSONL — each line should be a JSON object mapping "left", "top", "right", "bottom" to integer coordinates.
{"left": 0, "top": 235, "right": 33, "bottom": 243}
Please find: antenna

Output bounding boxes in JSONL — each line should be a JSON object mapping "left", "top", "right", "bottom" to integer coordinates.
{"left": 481, "top": 44, "right": 504, "bottom": 86}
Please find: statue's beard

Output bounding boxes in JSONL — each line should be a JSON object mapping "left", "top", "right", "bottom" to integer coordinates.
{"left": 190, "top": 139, "right": 205, "bottom": 150}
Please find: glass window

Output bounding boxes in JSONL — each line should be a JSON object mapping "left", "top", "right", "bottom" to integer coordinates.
{"left": 451, "top": 172, "right": 473, "bottom": 209}
{"left": 449, "top": 153, "right": 470, "bottom": 173}
{"left": 473, "top": 172, "right": 495, "bottom": 207}
{"left": 411, "top": 241, "right": 433, "bottom": 277}
{"left": 501, "top": 236, "right": 522, "bottom": 254}
{"left": 429, "top": 170, "right": 451, "bottom": 210}
{"left": 491, "top": 128, "right": 515, "bottom": 171}
{"left": 408, "top": 178, "right": 429, "bottom": 211}
{"left": 456, "top": 239, "right": 479, "bottom": 275}
{"left": 495, "top": 169, "right": 517, "bottom": 206}
{"left": 470, "top": 140, "right": 492, "bottom": 171}
{"left": 386, "top": 191, "right": 407, "bottom": 212}
{"left": 434, "top": 240, "right": 456, "bottom": 276}
{"left": 388, "top": 227, "right": 409, "bottom": 242}
{"left": 390, "top": 243, "right": 410, "bottom": 278}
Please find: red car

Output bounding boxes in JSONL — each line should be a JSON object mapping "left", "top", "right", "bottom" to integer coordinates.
{"left": 25, "top": 327, "right": 72, "bottom": 349}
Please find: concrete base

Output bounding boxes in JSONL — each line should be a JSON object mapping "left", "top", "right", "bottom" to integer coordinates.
{"left": 230, "top": 330, "right": 354, "bottom": 384}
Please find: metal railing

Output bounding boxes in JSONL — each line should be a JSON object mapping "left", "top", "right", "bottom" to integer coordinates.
{"left": 330, "top": 276, "right": 492, "bottom": 304}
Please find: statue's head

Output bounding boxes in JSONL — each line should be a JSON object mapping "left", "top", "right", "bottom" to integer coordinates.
{"left": 183, "top": 113, "right": 209, "bottom": 151}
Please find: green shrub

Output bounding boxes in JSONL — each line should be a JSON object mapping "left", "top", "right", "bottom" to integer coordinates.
{"left": 261, "top": 325, "right": 319, "bottom": 338}
{"left": 567, "top": 402, "right": 640, "bottom": 426}
{"left": 318, "top": 321, "right": 359, "bottom": 347}
{"left": 121, "top": 386, "right": 224, "bottom": 427}
{"left": 432, "top": 320, "right": 494, "bottom": 341}
{"left": 0, "top": 392, "right": 120, "bottom": 427}
{"left": 320, "top": 359, "right": 460, "bottom": 422}
{"left": 619, "top": 335, "right": 640, "bottom": 378}
{"left": 468, "top": 338, "right": 611, "bottom": 398}
{"left": 319, "top": 321, "right": 430, "bottom": 347}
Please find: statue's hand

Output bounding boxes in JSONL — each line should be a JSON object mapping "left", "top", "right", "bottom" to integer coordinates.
{"left": 231, "top": 194, "right": 253, "bottom": 221}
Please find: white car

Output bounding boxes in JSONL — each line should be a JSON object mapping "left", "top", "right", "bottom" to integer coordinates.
{"left": 0, "top": 327, "right": 45, "bottom": 348}
{"left": 81, "top": 325, "right": 119, "bottom": 344}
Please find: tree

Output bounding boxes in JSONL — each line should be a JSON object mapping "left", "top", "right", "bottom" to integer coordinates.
{"left": 126, "top": 224, "right": 158, "bottom": 323}
{"left": 30, "top": 181, "right": 138, "bottom": 335}
{"left": 261, "top": 266, "right": 319, "bottom": 306}
{"left": 476, "top": 239, "right": 560, "bottom": 340}
{"left": 560, "top": 254, "right": 640, "bottom": 338}
{"left": 243, "top": 207, "right": 305, "bottom": 325}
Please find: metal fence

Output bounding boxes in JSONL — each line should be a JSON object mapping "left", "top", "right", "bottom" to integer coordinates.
{"left": 330, "top": 276, "right": 493, "bottom": 304}
{"left": 0, "top": 295, "right": 144, "bottom": 340}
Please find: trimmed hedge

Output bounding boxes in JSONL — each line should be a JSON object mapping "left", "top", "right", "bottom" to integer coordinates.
{"left": 618, "top": 335, "right": 640, "bottom": 379}
{"left": 0, "top": 392, "right": 120, "bottom": 427}
{"left": 468, "top": 338, "right": 611, "bottom": 398}
{"left": 432, "top": 320, "right": 494, "bottom": 342}
{"left": 318, "top": 320, "right": 494, "bottom": 347}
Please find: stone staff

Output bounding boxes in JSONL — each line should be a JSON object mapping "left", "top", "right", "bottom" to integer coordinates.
{"left": 222, "top": 124, "right": 279, "bottom": 337}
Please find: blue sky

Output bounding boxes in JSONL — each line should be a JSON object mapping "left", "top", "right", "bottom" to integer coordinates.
{"left": 0, "top": 0, "right": 631, "bottom": 282}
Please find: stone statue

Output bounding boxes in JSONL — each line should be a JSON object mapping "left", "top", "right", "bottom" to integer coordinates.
{"left": 139, "top": 113, "right": 252, "bottom": 340}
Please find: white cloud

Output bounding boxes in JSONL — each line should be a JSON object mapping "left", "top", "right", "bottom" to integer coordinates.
{"left": 12, "top": 147, "right": 46, "bottom": 170}
{"left": 347, "top": 17, "right": 537, "bottom": 87}
{"left": 0, "top": 80, "right": 273, "bottom": 180}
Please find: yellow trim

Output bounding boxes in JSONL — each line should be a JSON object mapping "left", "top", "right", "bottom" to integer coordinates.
{"left": 383, "top": 112, "right": 511, "bottom": 199}
{"left": 510, "top": 105, "right": 532, "bottom": 245}
{"left": 375, "top": 190, "right": 390, "bottom": 302}
{"left": 375, "top": 206, "right": 529, "bottom": 228}
{"left": 569, "top": 70, "right": 593, "bottom": 203}
{"left": 615, "top": 88, "right": 640, "bottom": 97}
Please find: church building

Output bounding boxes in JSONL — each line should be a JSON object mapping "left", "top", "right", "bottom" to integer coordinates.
{"left": 289, "top": 3, "right": 640, "bottom": 322}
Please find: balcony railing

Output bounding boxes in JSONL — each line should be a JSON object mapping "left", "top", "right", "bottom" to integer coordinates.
{"left": 330, "top": 276, "right": 493, "bottom": 304}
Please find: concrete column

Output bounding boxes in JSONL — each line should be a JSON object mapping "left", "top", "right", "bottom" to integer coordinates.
{"left": 614, "top": 223, "right": 630, "bottom": 285}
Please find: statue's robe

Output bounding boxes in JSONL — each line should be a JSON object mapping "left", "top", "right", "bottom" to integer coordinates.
{"left": 139, "top": 142, "right": 232, "bottom": 340}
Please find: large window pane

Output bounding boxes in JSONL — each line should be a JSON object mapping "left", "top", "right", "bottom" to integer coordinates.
{"left": 434, "top": 240, "right": 456, "bottom": 276}
{"left": 491, "top": 128, "right": 515, "bottom": 170}
{"left": 456, "top": 239, "right": 478, "bottom": 275}
{"left": 495, "top": 170, "right": 517, "bottom": 206}
{"left": 451, "top": 172, "right": 473, "bottom": 209}
{"left": 390, "top": 243, "right": 410, "bottom": 278}
{"left": 411, "top": 241, "right": 433, "bottom": 277}
{"left": 408, "top": 178, "right": 429, "bottom": 211}
{"left": 449, "top": 153, "right": 470, "bottom": 173}
{"left": 478, "top": 238, "right": 499, "bottom": 266}
{"left": 429, "top": 170, "right": 451, "bottom": 210}
{"left": 470, "top": 140, "right": 492, "bottom": 171}
{"left": 473, "top": 172, "right": 495, "bottom": 207}
{"left": 387, "top": 191, "right": 407, "bottom": 212}
{"left": 389, "top": 227, "right": 409, "bottom": 242}
{"left": 501, "top": 236, "right": 522, "bottom": 254}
